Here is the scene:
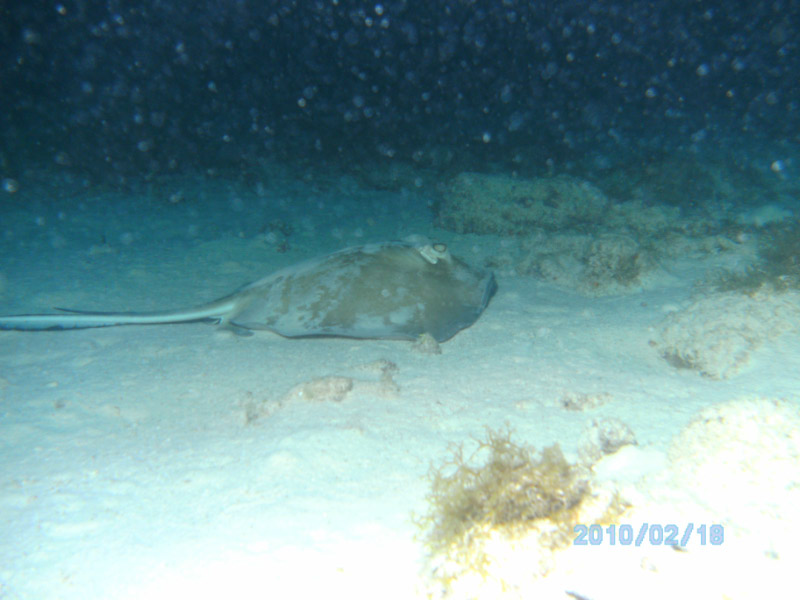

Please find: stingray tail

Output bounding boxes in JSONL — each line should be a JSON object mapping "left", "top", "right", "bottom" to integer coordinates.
{"left": 0, "top": 298, "right": 236, "bottom": 331}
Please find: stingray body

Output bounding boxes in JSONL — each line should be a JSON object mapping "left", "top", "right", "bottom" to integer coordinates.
{"left": 0, "top": 241, "right": 496, "bottom": 342}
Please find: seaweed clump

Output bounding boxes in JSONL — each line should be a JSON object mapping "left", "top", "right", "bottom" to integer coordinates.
{"left": 713, "top": 222, "right": 800, "bottom": 295}
{"left": 417, "top": 429, "right": 619, "bottom": 596}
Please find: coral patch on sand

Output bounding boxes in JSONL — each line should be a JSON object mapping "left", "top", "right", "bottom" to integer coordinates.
{"left": 656, "top": 290, "right": 800, "bottom": 379}
{"left": 437, "top": 172, "right": 609, "bottom": 235}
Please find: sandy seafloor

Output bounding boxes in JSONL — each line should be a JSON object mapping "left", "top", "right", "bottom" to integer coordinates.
{"left": 1, "top": 162, "right": 799, "bottom": 600}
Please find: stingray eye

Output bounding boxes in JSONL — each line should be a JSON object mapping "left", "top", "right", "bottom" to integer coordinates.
{"left": 418, "top": 242, "right": 451, "bottom": 265}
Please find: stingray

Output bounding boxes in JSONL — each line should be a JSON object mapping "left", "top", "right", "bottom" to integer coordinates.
{"left": 0, "top": 240, "right": 496, "bottom": 342}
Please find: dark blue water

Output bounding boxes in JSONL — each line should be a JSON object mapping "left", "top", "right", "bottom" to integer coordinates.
{"left": 2, "top": 1, "right": 798, "bottom": 188}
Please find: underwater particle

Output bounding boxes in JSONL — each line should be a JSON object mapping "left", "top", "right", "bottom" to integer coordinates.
{"left": 770, "top": 160, "right": 785, "bottom": 173}
{"left": 22, "top": 28, "right": 41, "bottom": 44}
{"left": 2, "top": 178, "right": 19, "bottom": 193}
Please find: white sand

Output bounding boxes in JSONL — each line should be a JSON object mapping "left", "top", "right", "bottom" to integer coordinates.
{"left": 1, "top": 170, "right": 799, "bottom": 599}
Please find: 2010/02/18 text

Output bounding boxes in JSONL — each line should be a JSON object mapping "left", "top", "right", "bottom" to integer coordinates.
{"left": 573, "top": 523, "right": 723, "bottom": 547}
